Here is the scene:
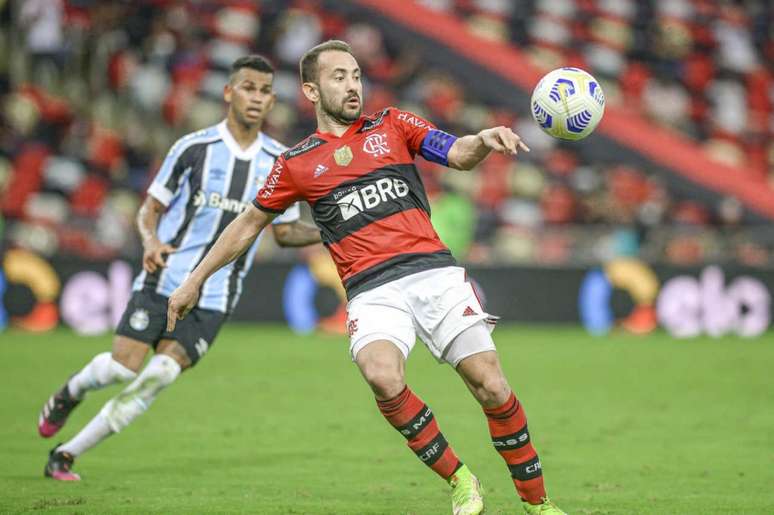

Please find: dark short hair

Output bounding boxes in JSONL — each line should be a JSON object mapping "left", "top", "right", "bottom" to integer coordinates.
{"left": 231, "top": 55, "right": 274, "bottom": 78}
{"left": 299, "top": 40, "right": 354, "bottom": 84}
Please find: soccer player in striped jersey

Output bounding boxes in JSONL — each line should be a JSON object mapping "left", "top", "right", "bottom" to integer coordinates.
{"left": 168, "top": 41, "right": 565, "bottom": 515}
{"left": 38, "top": 55, "right": 322, "bottom": 481}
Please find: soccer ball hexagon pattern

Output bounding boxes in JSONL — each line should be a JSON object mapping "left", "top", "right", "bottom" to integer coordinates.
{"left": 530, "top": 67, "right": 605, "bottom": 141}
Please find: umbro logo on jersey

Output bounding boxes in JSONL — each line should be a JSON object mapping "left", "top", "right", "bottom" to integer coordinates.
{"left": 314, "top": 164, "right": 329, "bottom": 177}
{"left": 194, "top": 338, "right": 209, "bottom": 357}
{"left": 336, "top": 177, "right": 410, "bottom": 221}
{"left": 462, "top": 306, "right": 478, "bottom": 317}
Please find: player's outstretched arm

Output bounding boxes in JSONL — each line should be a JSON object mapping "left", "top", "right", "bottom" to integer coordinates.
{"left": 167, "top": 204, "right": 274, "bottom": 330}
{"left": 272, "top": 221, "right": 322, "bottom": 247}
{"left": 447, "top": 126, "right": 530, "bottom": 171}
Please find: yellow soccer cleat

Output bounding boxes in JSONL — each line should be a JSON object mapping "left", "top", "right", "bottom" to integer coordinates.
{"left": 522, "top": 497, "right": 566, "bottom": 514}
{"left": 448, "top": 465, "right": 484, "bottom": 515}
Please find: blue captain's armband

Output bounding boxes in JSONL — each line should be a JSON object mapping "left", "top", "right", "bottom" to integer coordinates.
{"left": 419, "top": 129, "right": 458, "bottom": 166}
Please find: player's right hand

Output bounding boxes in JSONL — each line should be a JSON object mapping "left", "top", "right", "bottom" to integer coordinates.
{"left": 478, "top": 126, "right": 530, "bottom": 156}
{"left": 142, "top": 239, "right": 176, "bottom": 274}
{"left": 167, "top": 282, "right": 200, "bottom": 332}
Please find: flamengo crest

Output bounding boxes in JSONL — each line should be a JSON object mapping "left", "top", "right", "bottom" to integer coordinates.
{"left": 363, "top": 133, "right": 390, "bottom": 156}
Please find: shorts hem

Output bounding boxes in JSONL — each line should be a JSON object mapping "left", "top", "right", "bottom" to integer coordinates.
{"left": 350, "top": 333, "right": 411, "bottom": 362}
{"left": 449, "top": 347, "right": 496, "bottom": 368}
{"left": 435, "top": 313, "right": 490, "bottom": 357}
{"left": 114, "top": 327, "right": 158, "bottom": 347}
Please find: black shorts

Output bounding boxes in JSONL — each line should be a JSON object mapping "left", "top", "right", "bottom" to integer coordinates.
{"left": 115, "top": 289, "right": 227, "bottom": 366}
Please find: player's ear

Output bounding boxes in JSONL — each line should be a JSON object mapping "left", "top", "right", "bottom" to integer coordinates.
{"left": 223, "top": 82, "right": 233, "bottom": 104}
{"left": 265, "top": 92, "right": 276, "bottom": 112}
{"left": 302, "top": 82, "right": 319, "bottom": 103}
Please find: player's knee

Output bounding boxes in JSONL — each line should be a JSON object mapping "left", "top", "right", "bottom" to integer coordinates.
{"left": 92, "top": 352, "right": 137, "bottom": 386}
{"left": 473, "top": 375, "right": 511, "bottom": 408}
{"left": 140, "top": 354, "right": 182, "bottom": 389}
{"left": 361, "top": 365, "right": 405, "bottom": 399}
{"left": 108, "top": 354, "right": 138, "bottom": 382}
{"left": 156, "top": 340, "right": 192, "bottom": 370}
{"left": 111, "top": 339, "right": 149, "bottom": 373}
{"left": 371, "top": 377, "right": 405, "bottom": 400}
{"left": 99, "top": 355, "right": 181, "bottom": 433}
{"left": 356, "top": 341, "right": 406, "bottom": 398}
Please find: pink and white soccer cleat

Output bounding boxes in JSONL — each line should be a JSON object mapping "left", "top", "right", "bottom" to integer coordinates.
{"left": 44, "top": 446, "right": 81, "bottom": 481}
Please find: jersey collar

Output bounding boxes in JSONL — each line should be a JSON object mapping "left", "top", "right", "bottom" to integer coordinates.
{"left": 217, "top": 121, "right": 264, "bottom": 160}
{"left": 314, "top": 117, "right": 365, "bottom": 141}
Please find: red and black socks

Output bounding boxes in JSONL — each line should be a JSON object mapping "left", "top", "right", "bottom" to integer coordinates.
{"left": 484, "top": 392, "right": 546, "bottom": 504}
{"left": 377, "top": 386, "right": 463, "bottom": 479}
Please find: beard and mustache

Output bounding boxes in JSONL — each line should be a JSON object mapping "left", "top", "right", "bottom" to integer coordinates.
{"left": 320, "top": 91, "right": 362, "bottom": 125}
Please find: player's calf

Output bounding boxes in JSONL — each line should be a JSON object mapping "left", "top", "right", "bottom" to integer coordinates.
{"left": 453, "top": 326, "right": 557, "bottom": 508}
{"left": 484, "top": 392, "right": 547, "bottom": 505}
{"left": 68, "top": 351, "right": 139, "bottom": 399}
{"left": 44, "top": 354, "right": 181, "bottom": 477}
{"left": 377, "top": 386, "right": 464, "bottom": 480}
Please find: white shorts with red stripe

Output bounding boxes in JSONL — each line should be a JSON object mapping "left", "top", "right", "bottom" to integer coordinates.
{"left": 346, "top": 266, "right": 497, "bottom": 366}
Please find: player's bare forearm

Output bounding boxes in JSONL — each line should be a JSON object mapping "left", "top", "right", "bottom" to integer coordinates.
{"left": 188, "top": 205, "right": 272, "bottom": 286}
{"left": 272, "top": 221, "right": 322, "bottom": 247}
{"left": 447, "top": 134, "right": 491, "bottom": 170}
{"left": 137, "top": 196, "right": 166, "bottom": 246}
{"left": 138, "top": 196, "right": 177, "bottom": 273}
{"left": 447, "top": 127, "right": 530, "bottom": 170}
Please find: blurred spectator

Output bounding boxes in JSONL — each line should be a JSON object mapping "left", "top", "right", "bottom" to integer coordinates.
{"left": 0, "top": 0, "right": 771, "bottom": 269}
{"left": 428, "top": 0, "right": 773, "bottom": 181}
{"left": 18, "top": 0, "right": 66, "bottom": 84}
{"left": 431, "top": 182, "right": 476, "bottom": 260}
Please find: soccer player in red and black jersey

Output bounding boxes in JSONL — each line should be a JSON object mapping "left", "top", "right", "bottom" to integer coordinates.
{"left": 168, "top": 40, "right": 565, "bottom": 515}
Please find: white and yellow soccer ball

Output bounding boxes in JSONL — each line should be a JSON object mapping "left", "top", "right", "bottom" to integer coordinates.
{"left": 530, "top": 67, "right": 605, "bottom": 141}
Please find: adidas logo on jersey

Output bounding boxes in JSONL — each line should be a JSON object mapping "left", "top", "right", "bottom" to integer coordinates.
{"left": 336, "top": 177, "right": 410, "bottom": 221}
{"left": 194, "top": 190, "right": 248, "bottom": 214}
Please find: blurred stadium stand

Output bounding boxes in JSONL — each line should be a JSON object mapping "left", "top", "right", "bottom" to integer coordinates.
{"left": 1, "top": 0, "right": 772, "bottom": 268}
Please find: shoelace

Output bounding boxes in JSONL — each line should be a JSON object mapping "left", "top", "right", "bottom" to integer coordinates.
{"left": 60, "top": 453, "right": 74, "bottom": 470}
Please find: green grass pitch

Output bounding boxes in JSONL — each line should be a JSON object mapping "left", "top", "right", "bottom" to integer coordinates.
{"left": 1, "top": 325, "right": 773, "bottom": 514}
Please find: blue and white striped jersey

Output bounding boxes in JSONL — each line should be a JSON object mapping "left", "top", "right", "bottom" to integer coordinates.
{"left": 133, "top": 121, "right": 300, "bottom": 313}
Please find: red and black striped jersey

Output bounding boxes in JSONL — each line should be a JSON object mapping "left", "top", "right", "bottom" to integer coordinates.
{"left": 253, "top": 107, "right": 455, "bottom": 299}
